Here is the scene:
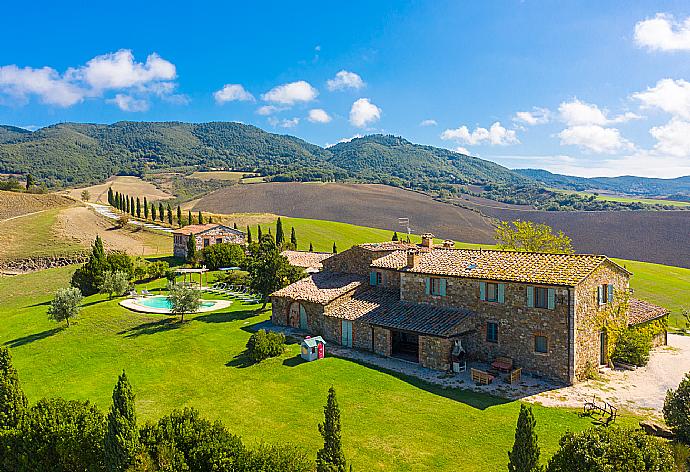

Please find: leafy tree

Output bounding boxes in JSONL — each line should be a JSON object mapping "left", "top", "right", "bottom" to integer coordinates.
{"left": 246, "top": 330, "right": 285, "bottom": 363}
{"left": 158, "top": 203, "right": 164, "bottom": 223}
{"left": 332, "top": 242, "right": 337, "bottom": 254}
{"left": 290, "top": 227, "right": 297, "bottom": 249}
{"left": 309, "top": 242, "right": 314, "bottom": 252}
{"left": 248, "top": 235, "right": 304, "bottom": 309}
{"left": 151, "top": 203, "right": 156, "bottom": 221}
{"left": 664, "top": 371, "right": 690, "bottom": 444}
{"left": 177, "top": 205, "right": 182, "bottom": 226}
{"left": 0, "top": 347, "right": 27, "bottom": 430}
{"left": 81, "top": 189, "right": 91, "bottom": 202}
{"left": 316, "top": 386, "right": 347, "bottom": 472}
{"left": 495, "top": 220, "right": 573, "bottom": 254}
{"left": 392, "top": 231, "right": 398, "bottom": 241}
{"left": 276, "top": 217, "right": 285, "bottom": 245}
{"left": 100, "top": 271, "right": 130, "bottom": 299}
{"left": 168, "top": 283, "right": 200, "bottom": 322}
{"left": 136, "top": 198, "right": 141, "bottom": 218}
{"left": 48, "top": 287, "right": 83, "bottom": 327}
{"left": 200, "top": 243, "right": 245, "bottom": 270}
{"left": 246, "top": 225, "right": 252, "bottom": 244}
{"left": 186, "top": 234, "right": 197, "bottom": 263}
{"left": 508, "top": 404, "right": 542, "bottom": 472}
{"left": 105, "top": 371, "right": 138, "bottom": 472}
{"left": 143, "top": 197, "right": 148, "bottom": 219}
{"left": 546, "top": 427, "right": 673, "bottom": 472}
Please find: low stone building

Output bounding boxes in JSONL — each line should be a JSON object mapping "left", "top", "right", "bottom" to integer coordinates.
{"left": 270, "top": 235, "right": 669, "bottom": 384}
{"left": 280, "top": 250, "right": 333, "bottom": 273}
{"left": 172, "top": 224, "right": 245, "bottom": 259}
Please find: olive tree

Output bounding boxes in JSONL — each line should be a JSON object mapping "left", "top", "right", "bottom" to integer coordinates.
{"left": 99, "top": 271, "right": 130, "bottom": 299}
{"left": 167, "top": 283, "right": 200, "bottom": 322}
{"left": 48, "top": 287, "right": 83, "bottom": 327}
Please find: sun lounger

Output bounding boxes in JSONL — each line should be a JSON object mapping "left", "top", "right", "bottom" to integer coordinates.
{"left": 141, "top": 289, "right": 152, "bottom": 296}
{"left": 129, "top": 290, "right": 140, "bottom": 298}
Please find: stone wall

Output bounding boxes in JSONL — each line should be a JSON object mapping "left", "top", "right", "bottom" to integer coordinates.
{"left": 270, "top": 296, "right": 325, "bottom": 333}
{"left": 419, "top": 336, "right": 453, "bottom": 370}
{"left": 174, "top": 227, "right": 246, "bottom": 259}
{"left": 573, "top": 262, "right": 630, "bottom": 381}
{"left": 0, "top": 254, "right": 89, "bottom": 274}
{"left": 322, "top": 246, "right": 398, "bottom": 275}
{"left": 371, "top": 268, "right": 400, "bottom": 291}
{"left": 373, "top": 327, "right": 391, "bottom": 357}
{"left": 400, "top": 272, "right": 573, "bottom": 382}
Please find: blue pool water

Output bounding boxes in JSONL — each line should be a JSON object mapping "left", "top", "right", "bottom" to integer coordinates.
{"left": 137, "top": 296, "right": 216, "bottom": 310}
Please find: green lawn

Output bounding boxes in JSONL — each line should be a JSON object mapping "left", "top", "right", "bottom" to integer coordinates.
{"left": 0, "top": 266, "right": 616, "bottom": 471}
{"left": 552, "top": 189, "right": 690, "bottom": 207}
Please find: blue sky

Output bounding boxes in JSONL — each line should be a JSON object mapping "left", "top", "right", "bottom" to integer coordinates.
{"left": 2, "top": 1, "right": 690, "bottom": 178}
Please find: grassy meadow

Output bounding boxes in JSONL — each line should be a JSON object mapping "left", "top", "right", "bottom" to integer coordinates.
{"left": 0, "top": 266, "right": 627, "bottom": 471}
{"left": 0, "top": 208, "right": 84, "bottom": 259}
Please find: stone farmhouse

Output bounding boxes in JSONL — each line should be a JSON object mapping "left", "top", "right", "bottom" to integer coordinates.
{"left": 280, "top": 250, "right": 333, "bottom": 273}
{"left": 173, "top": 224, "right": 245, "bottom": 259}
{"left": 271, "top": 235, "right": 668, "bottom": 384}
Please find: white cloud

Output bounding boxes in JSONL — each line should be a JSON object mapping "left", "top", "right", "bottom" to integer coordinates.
{"left": 256, "top": 105, "right": 280, "bottom": 116}
{"left": 419, "top": 119, "right": 437, "bottom": 127}
{"left": 558, "top": 99, "right": 640, "bottom": 126}
{"left": 513, "top": 107, "right": 550, "bottom": 125}
{"left": 325, "top": 134, "right": 364, "bottom": 148}
{"left": 326, "top": 70, "right": 365, "bottom": 91}
{"left": 261, "top": 80, "right": 318, "bottom": 105}
{"left": 349, "top": 98, "right": 381, "bottom": 127}
{"left": 440, "top": 122, "right": 518, "bottom": 146}
{"left": 0, "top": 65, "right": 85, "bottom": 106}
{"left": 107, "top": 94, "right": 149, "bottom": 112}
{"left": 268, "top": 117, "right": 300, "bottom": 128}
{"left": 649, "top": 118, "right": 690, "bottom": 157}
{"left": 633, "top": 78, "right": 690, "bottom": 120}
{"left": 455, "top": 146, "right": 471, "bottom": 155}
{"left": 307, "top": 108, "right": 331, "bottom": 123}
{"left": 634, "top": 13, "right": 690, "bottom": 52}
{"left": 213, "top": 84, "right": 254, "bottom": 103}
{"left": 0, "top": 49, "right": 180, "bottom": 109}
{"left": 558, "top": 124, "right": 633, "bottom": 154}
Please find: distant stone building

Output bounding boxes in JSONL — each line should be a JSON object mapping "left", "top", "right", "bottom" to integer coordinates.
{"left": 172, "top": 224, "right": 245, "bottom": 259}
{"left": 280, "top": 250, "right": 333, "bottom": 273}
{"left": 271, "top": 234, "right": 668, "bottom": 384}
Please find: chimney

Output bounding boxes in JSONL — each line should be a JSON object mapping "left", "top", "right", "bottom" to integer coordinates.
{"left": 406, "top": 249, "right": 420, "bottom": 268}
{"left": 443, "top": 239, "right": 455, "bottom": 248}
{"left": 420, "top": 233, "right": 435, "bottom": 249}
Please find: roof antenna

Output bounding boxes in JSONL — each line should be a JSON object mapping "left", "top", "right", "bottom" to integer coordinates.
{"left": 398, "top": 217, "right": 411, "bottom": 242}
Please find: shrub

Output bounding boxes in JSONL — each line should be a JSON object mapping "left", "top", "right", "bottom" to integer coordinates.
{"left": 116, "top": 213, "right": 130, "bottom": 228}
{"left": 246, "top": 444, "right": 313, "bottom": 472}
{"left": 201, "top": 243, "right": 245, "bottom": 270}
{"left": 246, "top": 330, "right": 285, "bottom": 363}
{"left": 546, "top": 427, "right": 673, "bottom": 472}
{"left": 217, "top": 269, "right": 251, "bottom": 287}
{"left": 664, "top": 371, "right": 690, "bottom": 445}
{"left": 612, "top": 328, "right": 652, "bottom": 366}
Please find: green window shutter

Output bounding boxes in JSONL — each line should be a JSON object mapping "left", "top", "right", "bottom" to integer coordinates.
{"left": 547, "top": 288, "right": 556, "bottom": 310}
{"left": 439, "top": 278, "right": 447, "bottom": 297}
{"left": 497, "top": 283, "right": 505, "bottom": 304}
{"left": 607, "top": 284, "right": 614, "bottom": 303}
{"left": 369, "top": 271, "right": 377, "bottom": 286}
{"left": 424, "top": 277, "right": 431, "bottom": 295}
{"left": 479, "top": 282, "right": 486, "bottom": 301}
{"left": 527, "top": 286, "right": 534, "bottom": 308}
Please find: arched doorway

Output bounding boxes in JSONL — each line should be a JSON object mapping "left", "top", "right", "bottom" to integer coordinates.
{"left": 289, "top": 302, "right": 308, "bottom": 330}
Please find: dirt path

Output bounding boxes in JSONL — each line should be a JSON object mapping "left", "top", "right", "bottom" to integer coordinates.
{"left": 54, "top": 206, "right": 170, "bottom": 256}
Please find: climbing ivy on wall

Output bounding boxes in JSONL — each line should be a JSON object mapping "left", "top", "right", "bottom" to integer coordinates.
{"left": 593, "top": 288, "right": 630, "bottom": 366}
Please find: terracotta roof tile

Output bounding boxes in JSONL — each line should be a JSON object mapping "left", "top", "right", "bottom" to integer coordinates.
{"left": 270, "top": 272, "right": 364, "bottom": 304}
{"left": 358, "top": 242, "right": 417, "bottom": 252}
{"left": 628, "top": 298, "right": 669, "bottom": 325}
{"left": 280, "top": 250, "right": 332, "bottom": 269}
{"left": 328, "top": 289, "right": 474, "bottom": 337}
{"left": 372, "top": 248, "right": 627, "bottom": 286}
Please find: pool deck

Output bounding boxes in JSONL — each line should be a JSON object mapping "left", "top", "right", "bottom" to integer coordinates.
{"left": 119, "top": 296, "right": 233, "bottom": 314}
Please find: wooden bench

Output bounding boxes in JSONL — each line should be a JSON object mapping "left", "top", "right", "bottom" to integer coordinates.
{"left": 491, "top": 356, "right": 513, "bottom": 373}
{"left": 507, "top": 367, "right": 522, "bottom": 385}
{"left": 471, "top": 368, "right": 495, "bottom": 385}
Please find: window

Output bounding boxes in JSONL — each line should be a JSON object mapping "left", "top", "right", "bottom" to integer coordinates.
{"left": 376, "top": 272, "right": 383, "bottom": 285}
{"left": 598, "top": 284, "right": 614, "bottom": 305}
{"left": 480, "top": 282, "right": 505, "bottom": 303}
{"left": 486, "top": 322, "right": 499, "bottom": 343}
{"left": 370, "top": 271, "right": 382, "bottom": 286}
{"left": 203, "top": 238, "right": 210, "bottom": 247}
{"left": 216, "top": 238, "right": 223, "bottom": 244}
{"left": 535, "top": 335, "right": 548, "bottom": 353}
{"left": 534, "top": 287, "right": 549, "bottom": 308}
{"left": 425, "top": 277, "right": 447, "bottom": 296}
{"left": 486, "top": 283, "right": 498, "bottom": 302}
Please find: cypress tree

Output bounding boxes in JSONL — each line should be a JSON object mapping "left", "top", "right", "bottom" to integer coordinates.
{"left": 151, "top": 203, "right": 157, "bottom": 221}
{"left": 177, "top": 206, "right": 182, "bottom": 226}
{"left": 257, "top": 225, "right": 263, "bottom": 240}
{"left": 0, "top": 346, "right": 27, "bottom": 430}
{"left": 233, "top": 222, "right": 238, "bottom": 229}
{"left": 167, "top": 205, "right": 173, "bottom": 225}
{"left": 114, "top": 192, "right": 120, "bottom": 209}
{"left": 119, "top": 194, "right": 124, "bottom": 211}
{"left": 93, "top": 235, "right": 106, "bottom": 262}
{"left": 125, "top": 196, "right": 130, "bottom": 214}
{"left": 143, "top": 197, "right": 149, "bottom": 219}
{"left": 104, "top": 370, "right": 138, "bottom": 472}
{"left": 332, "top": 242, "right": 337, "bottom": 254}
{"left": 130, "top": 197, "right": 135, "bottom": 216}
{"left": 246, "top": 225, "right": 252, "bottom": 244}
{"left": 275, "top": 217, "right": 285, "bottom": 245}
{"left": 309, "top": 242, "right": 314, "bottom": 252}
{"left": 188, "top": 210, "right": 192, "bottom": 226}
{"left": 392, "top": 231, "right": 398, "bottom": 241}
{"left": 108, "top": 187, "right": 114, "bottom": 206}
{"left": 186, "top": 234, "right": 197, "bottom": 262}
{"left": 290, "top": 227, "right": 297, "bottom": 248}
{"left": 198, "top": 210, "right": 203, "bottom": 225}
{"left": 507, "top": 404, "right": 542, "bottom": 472}
{"left": 316, "top": 386, "right": 347, "bottom": 472}
{"left": 158, "top": 203, "right": 164, "bottom": 223}
{"left": 208, "top": 216, "right": 213, "bottom": 223}
{"left": 136, "top": 198, "right": 141, "bottom": 218}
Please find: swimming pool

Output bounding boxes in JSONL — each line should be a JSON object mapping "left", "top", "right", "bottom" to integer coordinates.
{"left": 119, "top": 295, "right": 232, "bottom": 314}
